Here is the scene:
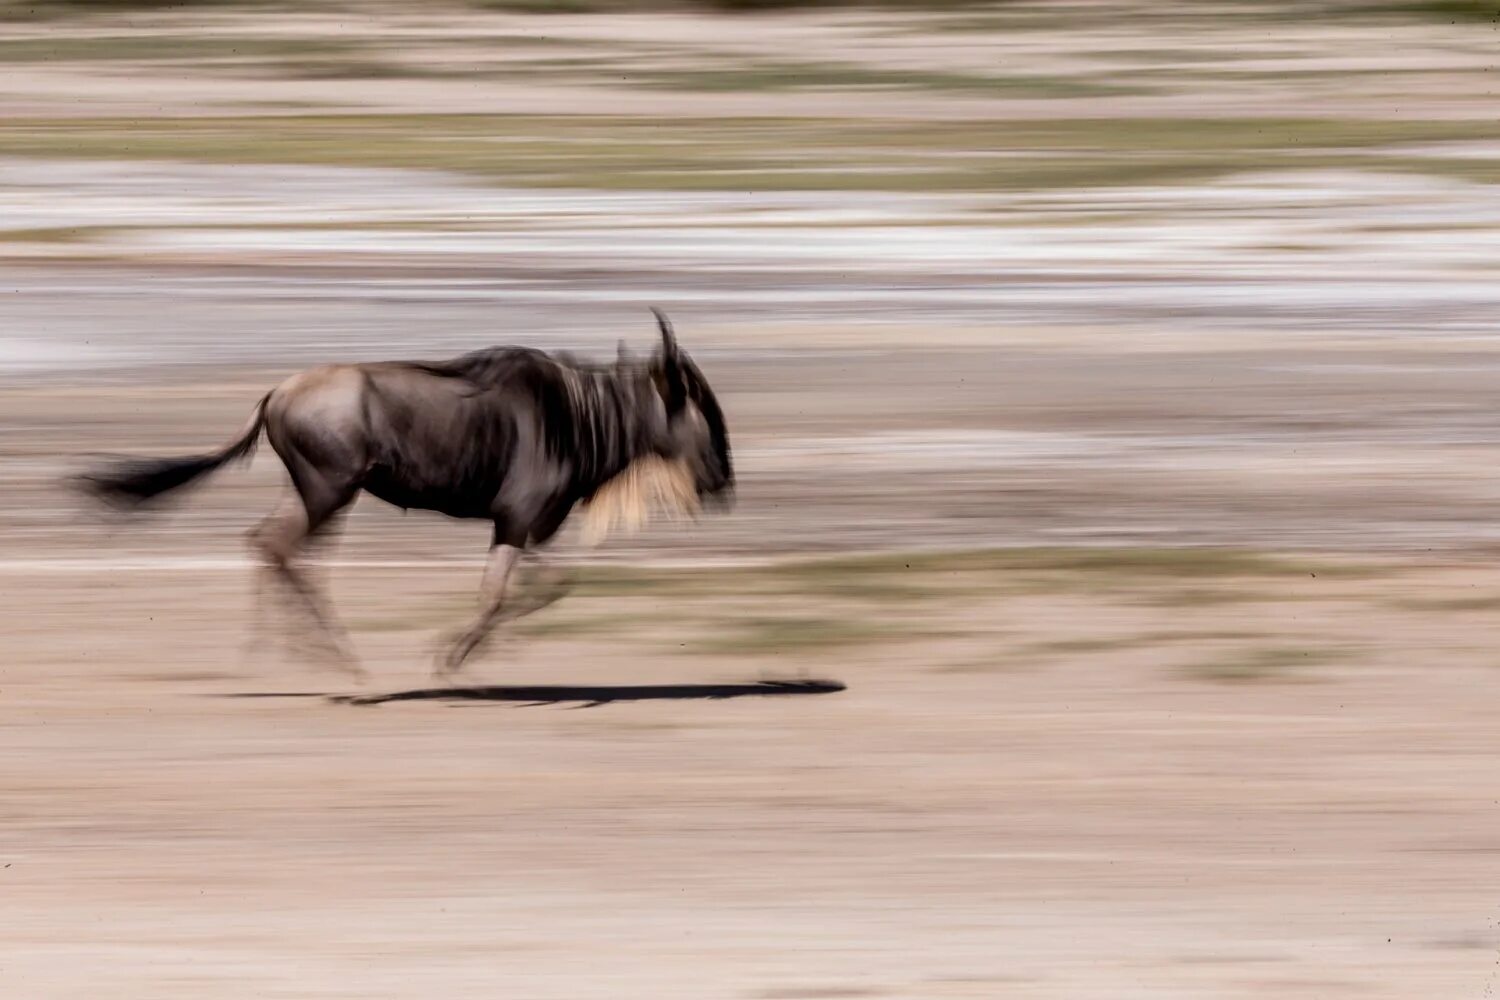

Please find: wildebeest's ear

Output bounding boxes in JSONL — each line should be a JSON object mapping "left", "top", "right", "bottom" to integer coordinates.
{"left": 651, "top": 308, "right": 687, "bottom": 413}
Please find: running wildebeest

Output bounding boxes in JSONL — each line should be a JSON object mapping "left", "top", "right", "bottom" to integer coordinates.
{"left": 76, "top": 310, "right": 732, "bottom": 679}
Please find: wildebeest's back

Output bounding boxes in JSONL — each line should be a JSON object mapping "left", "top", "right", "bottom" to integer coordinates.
{"left": 399, "top": 346, "right": 637, "bottom": 487}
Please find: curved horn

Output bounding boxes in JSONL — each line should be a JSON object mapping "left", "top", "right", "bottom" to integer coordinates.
{"left": 651, "top": 307, "right": 678, "bottom": 361}
{"left": 649, "top": 308, "right": 686, "bottom": 412}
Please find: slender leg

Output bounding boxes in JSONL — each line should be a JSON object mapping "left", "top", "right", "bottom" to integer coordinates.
{"left": 248, "top": 486, "right": 362, "bottom": 680}
{"left": 438, "top": 542, "right": 523, "bottom": 679}
{"left": 511, "top": 552, "right": 574, "bottom": 619}
{"left": 238, "top": 561, "right": 275, "bottom": 667}
{"left": 241, "top": 495, "right": 297, "bottom": 667}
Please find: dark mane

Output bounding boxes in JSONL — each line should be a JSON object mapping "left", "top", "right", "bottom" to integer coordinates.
{"left": 405, "top": 345, "right": 653, "bottom": 491}
{"left": 684, "top": 357, "right": 732, "bottom": 489}
{"left": 408, "top": 346, "right": 605, "bottom": 389}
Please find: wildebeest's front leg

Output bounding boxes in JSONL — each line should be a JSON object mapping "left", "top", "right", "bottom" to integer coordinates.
{"left": 512, "top": 552, "right": 574, "bottom": 620}
{"left": 438, "top": 536, "right": 524, "bottom": 679}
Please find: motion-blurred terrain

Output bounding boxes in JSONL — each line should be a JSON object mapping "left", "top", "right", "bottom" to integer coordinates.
{"left": 4, "top": 3, "right": 1500, "bottom": 998}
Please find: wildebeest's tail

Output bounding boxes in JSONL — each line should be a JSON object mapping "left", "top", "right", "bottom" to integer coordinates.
{"left": 74, "top": 394, "right": 270, "bottom": 509}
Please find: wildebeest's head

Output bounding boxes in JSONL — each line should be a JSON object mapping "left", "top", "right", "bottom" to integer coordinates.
{"left": 645, "top": 309, "right": 733, "bottom": 504}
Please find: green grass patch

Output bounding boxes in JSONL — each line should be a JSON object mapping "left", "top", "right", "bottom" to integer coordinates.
{"left": 679, "top": 615, "right": 874, "bottom": 654}
{"left": 0, "top": 35, "right": 362, "bottom": 63}
{"left": 349, "top": 614, "right": 432, "bottom": 634}
{"left": 634, "top": 62, "right": 1134, "bottom": 98}
{"left": 271, "top": 58, "right": 431, "bottom": 80}
{"left": 1135, "top": 629, "right": 1268, "bottom": 643}
{"left": 1026, "top": 636, "right": 1142, "bottom": 655}
{"left": 775, "top": 546, "right": 1371, "bottom": 579}
{"left": 1026, "top": 629, "right": 1264, "bottom": 657}
{"left": 0, "top": 114, "right": 1489, "bottom": 193}
{"left": 571, "top": 565, "right": 703, "bottom": 597}
{"left": 1138, "top": 587, "right": 1291, "bottom": 607}
{"left": 1388, "top": 594, "right": 1500, "bottom": 612}
{"left": 1183, "top": 645, "right": 1348, "bottom": 683}
{"left": 1080, "top": 47, "right": 1304, "bottom": 65}
{"left": 674, "top": 613, "right": 942, "bottom": 655}
{"left": 1350, "top": 0, "right": 1500, "bottom": 19}
{"left": 512, "top": 610, "right": 657, "bottom": 638}
{"left": 0, "top": 226, "right": 104, "bottom": 243}
{"left": 349, "top": 549, "right": 1381, "bottom": 649}
{"left": 577, "top": 548, "right": 1375, "bottom": 605}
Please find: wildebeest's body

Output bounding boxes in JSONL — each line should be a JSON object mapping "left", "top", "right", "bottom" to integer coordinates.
{"left": 274, "top": 350, "right": 645, "bottom": 538}
{"left": 78, "top": 313, "right": 732, "bottom": 678}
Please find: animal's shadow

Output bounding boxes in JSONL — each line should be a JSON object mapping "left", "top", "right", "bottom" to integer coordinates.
{"left": 336, "top": 679, "right": 847, "bottom": 708}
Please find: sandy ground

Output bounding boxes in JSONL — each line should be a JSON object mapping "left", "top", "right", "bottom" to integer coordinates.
{"left": 6, "top": 350, "right": 1500, "bottom": 999}
{"left": 5, "top": 554, "right": 1500, "bottom": 999}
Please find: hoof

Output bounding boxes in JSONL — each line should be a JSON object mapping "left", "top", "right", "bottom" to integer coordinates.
{"left": 319, "top": 643, "right": 366, "bottom": 683}
{"left": 432, "top": 656, "right": 466, "bottom": 685}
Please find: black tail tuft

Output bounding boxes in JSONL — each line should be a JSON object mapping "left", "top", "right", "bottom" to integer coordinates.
{"left": 72, "top": 453, "right": 236, "bottom": 510}
{"left": 71, "top": 393, "right": 268, "bottom": 511}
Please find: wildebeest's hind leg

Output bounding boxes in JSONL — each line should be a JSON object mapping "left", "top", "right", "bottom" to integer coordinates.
{"left": 243, "top": 493, "right": 352, "bottom": 668}
{"left": 238, "top": 559, "right": 277, "bottom": 667}
{"left": 241, "top": 495, "right": 300, "bottom": 666}
{"left": 248, "top": 472, "right": 363, "bottom": 680}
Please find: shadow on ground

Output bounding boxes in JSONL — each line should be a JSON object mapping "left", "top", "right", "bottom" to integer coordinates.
{"left": 326, "top": 679, "right": 848, "bottom": 708}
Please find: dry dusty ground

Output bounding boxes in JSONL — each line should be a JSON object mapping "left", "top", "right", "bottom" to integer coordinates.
{"left": 6, "top": 3, "right": 1500, "bottom": 997}
{"left": 10, "top": 304, "right": 1500, "bottom": 999}
{"left": 4, "top": 358, "right": 1500, "bottom": 1000}
{"left": 5, "top": 548, "right": 1500, "bottom": 998}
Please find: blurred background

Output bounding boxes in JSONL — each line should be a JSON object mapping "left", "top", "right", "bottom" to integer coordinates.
{"left": 4, "top": 2, "right": 1500, "bottom": 998}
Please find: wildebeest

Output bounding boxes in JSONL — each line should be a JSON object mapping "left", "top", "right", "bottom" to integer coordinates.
{"left": 76, "top": 310, "right": 732, "bottom": 679}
